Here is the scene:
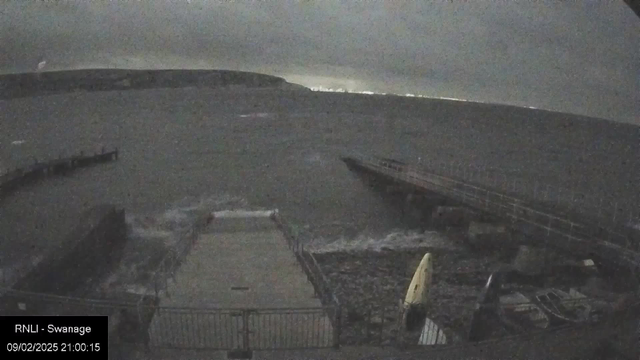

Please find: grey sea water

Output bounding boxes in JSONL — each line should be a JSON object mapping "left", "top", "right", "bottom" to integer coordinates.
{"left": 0, "top": 87, "right": 638, "bottom": 282}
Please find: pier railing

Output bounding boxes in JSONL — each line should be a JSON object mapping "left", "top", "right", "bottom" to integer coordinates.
{"left": 272, "top": 212, "right": 339, "bottom": 304}
{"left": 145, "top": 212, "right": 212, "bottom": 304}
{"left": 347, "top": 154, "right": 640, "bottom": 268}
{"left": 415, "top": 157, "right": 639, "bottom": 236}
{"left": 272, "top": 211, "right": 342, "bottom": 347}
{"left": 0, "top": 284, "right": 636, "bottom": 356}
{"left": 350, "top": 154, "right": 639, "bottom": 235}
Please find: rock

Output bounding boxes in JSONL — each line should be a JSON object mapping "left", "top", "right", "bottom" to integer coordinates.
{"left": 375, "top": 265, "right": 387, "bottom": 273}
{"left": 466, "top": 221, "right": 511, "bottom": 249}
{"left": 315, "top": 244, "right": 501, "bottom": 347}
{"left": 512, "top": 245, "right": 546, "bottom": 275}
{"left": 346, "top": 309, "right": 365, "bottom": 323}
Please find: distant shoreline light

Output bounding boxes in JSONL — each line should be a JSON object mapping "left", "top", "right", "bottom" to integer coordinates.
{"left": 309, "top": 86, "right": 462, "bottom": 101}
{"left": 308, "top": 86, "right": 539, "bottom": 110}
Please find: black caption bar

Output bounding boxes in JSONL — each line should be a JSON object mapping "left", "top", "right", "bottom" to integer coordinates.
{"left": 0, "top": 316, "right": 108, "bottom": 359}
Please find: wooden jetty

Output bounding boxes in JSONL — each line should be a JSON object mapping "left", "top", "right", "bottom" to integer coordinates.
{"left": 0, "top": 147, "right": 118, "bottom": 198}
{"left": 342, "top": 154, "right": 640, "bottom": 270}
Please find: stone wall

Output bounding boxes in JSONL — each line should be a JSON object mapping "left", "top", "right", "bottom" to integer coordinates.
{"left": 9, "top": 204, "right": 127, "bottom": 297}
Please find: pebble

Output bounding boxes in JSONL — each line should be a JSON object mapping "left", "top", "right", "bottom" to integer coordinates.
{"left": 313, "top": 246, "right": 507, "bottom": 345}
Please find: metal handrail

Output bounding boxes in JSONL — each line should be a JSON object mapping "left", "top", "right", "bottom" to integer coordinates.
{"left": 364, "top": 155, "right": 616, "bottom": 230}
{"left": 354, "top": 155, "right": 640, "bottom": 266}
{"left": 353, "top": 153, "right": 639, "bottom": 229}
{"left": 145, "top": 216, "right": 203, "bottom": 307}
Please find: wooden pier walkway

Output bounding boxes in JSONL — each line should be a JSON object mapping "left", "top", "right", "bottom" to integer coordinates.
{"left": 0, "top": 147, "right": 118, "bottom": 198}
{"left": 342, "top": 154, "right": 640, "bottom": 269}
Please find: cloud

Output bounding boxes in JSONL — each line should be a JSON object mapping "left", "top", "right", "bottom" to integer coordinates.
{"left": 1, "top": 0, "right": 638, "bottom": 123}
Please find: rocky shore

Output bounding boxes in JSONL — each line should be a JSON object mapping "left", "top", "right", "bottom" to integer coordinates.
{"left": 311, "top": 226, "right": 632, "bottom": 347}
{"left": 312, "top": 236, "right": 515, "bottom": 346}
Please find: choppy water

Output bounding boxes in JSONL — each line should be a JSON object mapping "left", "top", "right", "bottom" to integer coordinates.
{"left": 0, "top": 87, "right": 638, "bottom": 274}
{"left": 99, "top": 193, "right": 250, "bottom": 294}
{"left": 307, "top": 230, "right": 460, "bottom": 253}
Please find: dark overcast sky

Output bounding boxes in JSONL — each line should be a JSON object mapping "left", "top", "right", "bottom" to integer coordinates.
{"left": 1, "top": 1, "right": 638, "bottom": 123}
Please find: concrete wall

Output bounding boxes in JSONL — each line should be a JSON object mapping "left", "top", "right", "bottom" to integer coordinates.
{"left": 10, "top": 204, "right": 127, "bottom": 296}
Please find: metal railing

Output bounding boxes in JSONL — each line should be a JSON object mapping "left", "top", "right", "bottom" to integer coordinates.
{"left": 272, "top": 210, "right": 304, "bottom": 254}
{"left": 0, "top": 287, "right": 337, "bottom": 351}
{"left": 0, "top": 194, "right": 342, "bottom": 351}
{"left": 352, "top": 153, "right": 639, "bottom": 232}
{"left": 147, "top": 306, "right": 336, "bottom": 350}
{"left": 272, "top": 212, "right": 338, "bottom": 306}
{"left": 1, "top": 283, "right": 634, "bottom": 352}
{"left": 144, "top": 213, "right": 211, "bottom": 305}
{"left": 349, "top": 154, "right": 640, "bottom": 268}
{"left": 419, "top": 157, "right": 638, "bottom": 233}
{"left": 271, "top": 211, "right": 342, "bottom": 347}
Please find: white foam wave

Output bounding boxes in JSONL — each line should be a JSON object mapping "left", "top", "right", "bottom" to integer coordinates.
{"left": 304, "top": 152, "right": 327, "bottom": 165}
{"left": 0, "top": 254, "right": 44, "bottom": 287}
{"left": 307, "top": 230, "right": 458, "bottom": 254}
{"left": 626, "top": 221, "right": 640, "bottom": 231}
{"left": 213, "top": 209, "right": 277, "bottom": 219}
{"left": 238, "top": 112, "right": 272, "bottom": 118}
{"left": 170, "top": 194, "right": 249, "bottom": 213}
{"left": 100, "top": 194, "right": 256, "bottom": 293}
{"left": 122, "top": 284, "right": 155, "bottom": 296}
{"left": 126, "top": 194, "right": 250, "bottom": 246}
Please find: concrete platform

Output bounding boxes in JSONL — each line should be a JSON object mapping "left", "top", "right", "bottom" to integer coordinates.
{"left": 148, "top": 216, "right": 333, "bottom": 349}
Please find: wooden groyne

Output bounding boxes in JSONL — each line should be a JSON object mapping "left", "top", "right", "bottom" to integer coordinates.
{"left": 0, "top": 147, "right": 118, "bottom": 198}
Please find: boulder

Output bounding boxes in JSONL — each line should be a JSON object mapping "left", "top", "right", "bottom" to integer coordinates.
{"left": 466, "top": 221, "right": 512, "bottom": 248}
{"left": 512, "top": 245, "right": 546, "bottom": 275}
